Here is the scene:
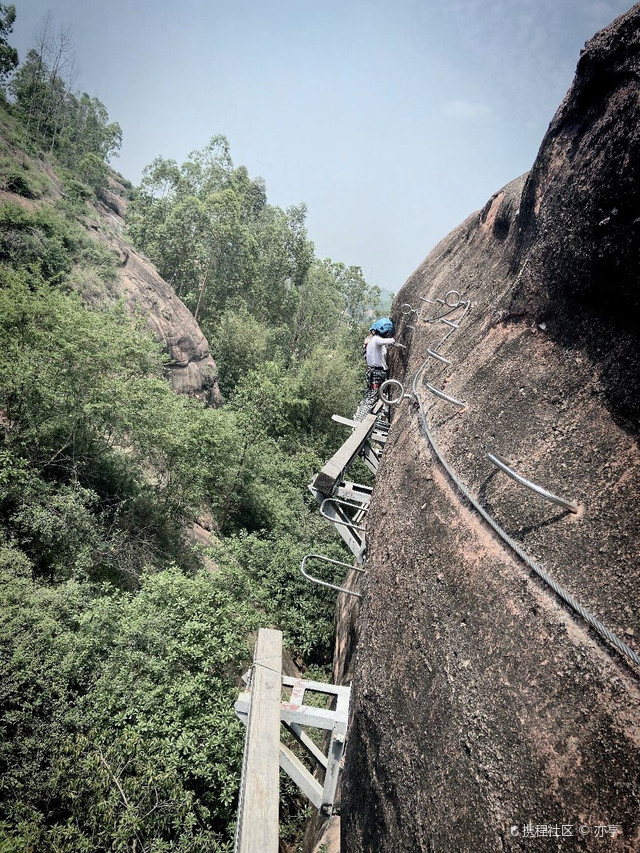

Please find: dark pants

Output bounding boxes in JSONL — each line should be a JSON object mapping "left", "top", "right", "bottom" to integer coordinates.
{"left": 354, "top": 367, "right": 389, "bottom": 421}
{"left": 367, "top": 366, "right": 388, "bottom": 392}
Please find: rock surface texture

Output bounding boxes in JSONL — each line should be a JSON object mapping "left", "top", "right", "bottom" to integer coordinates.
{"left": 95, "top": 186, "right": 221, "bottom": 405}
{"left": 342, "top": 6, "right": 640, "bottom": 852}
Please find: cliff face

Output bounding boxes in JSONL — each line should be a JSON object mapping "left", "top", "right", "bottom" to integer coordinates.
{"left": 95, "top": 186, "right": 221, "bottom": 405}
{"left": 0, "top": 160, "right": 221, "bottom": 405}
{"left": 342, "top": 5, "right": 640, "bottom": 852}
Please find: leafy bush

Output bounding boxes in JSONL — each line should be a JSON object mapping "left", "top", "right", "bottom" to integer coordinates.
{"left": 0, "top": 201, "right": 117, "bottom": 283}
{"left": 0, "top": 274, "right": 205, "bottom": 584}
{"left": 0, "top": 156, "right": 49, "bottom": 198}
{"left": 0, "top": 567, "right": 256, "bottom": 851}
{"left": 221, "top": 531, "right": 349, "bottom": 662}
{"left": 61, "top": 175, "right": 93, "bottom": 201}
{"left": 76, "top": 152, "right": 110, "bottom": 199}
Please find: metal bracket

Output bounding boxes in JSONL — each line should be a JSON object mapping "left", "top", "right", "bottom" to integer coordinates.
{"left": 235, "top": 676, "right": 351, "bottom": 815}
{"left": 300, "top": 553, "right": 365, "bottom": 598}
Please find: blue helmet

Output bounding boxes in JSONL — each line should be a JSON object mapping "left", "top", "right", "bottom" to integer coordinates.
{"left": 369, "top": 317, "right": 394, "bottom": 336}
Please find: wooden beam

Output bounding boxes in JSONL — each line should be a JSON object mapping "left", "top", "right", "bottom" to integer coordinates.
{"left": 331, "top": 414, "right": 389, "bottom": 445}
{"left": 313, "top": 413, "right": 377, "bottom": 495}
{"left": 237, "top": 628, "right": 282, "bottom": 853}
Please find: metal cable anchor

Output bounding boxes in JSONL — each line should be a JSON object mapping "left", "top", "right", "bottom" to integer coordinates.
{"left": 379, "top": 379, "right": 414, "bottom": 406}
{"left": 488, "top": 453, "right": 579, "bottom": 513}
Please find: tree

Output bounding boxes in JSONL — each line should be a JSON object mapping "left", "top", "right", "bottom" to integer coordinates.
{"left": 288, "top": 259, "right": 344, "bottom": 360}
{"left": 76, "top": 151, "right": 109, "bottom": 197}
{"left": 69, "top": 92, "right": 122, "bottom": 160}
{"left": 9, "top": 48, "right": 47, "bottom": 131}
{"left": 126, "top": 138, "right": 316, "bottom": 333}
{"left": 208, "top": 305, "right": 269, "bottom": 396}
{"left": 9, "top": 15, "right": 121, "bottom": 165}
{"left": 0, "top": 3, "right": 17, "bottom": 88}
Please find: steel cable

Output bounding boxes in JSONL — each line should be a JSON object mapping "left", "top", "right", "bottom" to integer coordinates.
{"left": 408, "top": 325, "right": 640, "bottom": 671}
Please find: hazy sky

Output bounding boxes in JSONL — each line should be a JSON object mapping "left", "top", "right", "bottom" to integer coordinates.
{"left": 10, "top": 0, "right": 634, "bottom": 292}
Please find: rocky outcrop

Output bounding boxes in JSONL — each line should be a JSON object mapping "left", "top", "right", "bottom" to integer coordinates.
{"left": 342, "top": 5, "right": 640, "bottom": 852}
{"left": 1, "top": 169, "right": 220, "bottom": 405}
{"left": 94, "top": 186, "right": 221, "bottom": 405}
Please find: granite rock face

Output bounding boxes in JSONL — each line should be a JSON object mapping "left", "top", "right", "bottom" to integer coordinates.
{"left": 342, "top": 6, "right": 640, "bottom": 852}
{"left": 94, "top": 187, "right": 221, "bottom": 405}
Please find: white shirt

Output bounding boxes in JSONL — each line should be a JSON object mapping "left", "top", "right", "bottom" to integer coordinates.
{"left": 366, "top": 335, "right": 395, "bottom": 369}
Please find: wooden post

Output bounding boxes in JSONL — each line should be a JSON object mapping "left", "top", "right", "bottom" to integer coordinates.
{"left": 236, "top": 628, "right": 282, "bottom": 853}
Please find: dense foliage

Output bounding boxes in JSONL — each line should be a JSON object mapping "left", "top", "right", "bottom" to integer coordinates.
{"left": 0, "top": 5, "right": 17, "bottom": 86}
{"left": 126, "top": 136, "right": 380, "bottom": 412}
{"left": 0, "top": 8, "right": 381, "bottom": 851}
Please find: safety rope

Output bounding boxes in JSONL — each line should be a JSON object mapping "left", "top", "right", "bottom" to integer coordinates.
{"left": 405, "top": 302, "right": 640, "bottom": 672}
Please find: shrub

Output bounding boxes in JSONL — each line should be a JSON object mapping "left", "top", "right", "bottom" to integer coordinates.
{"left": 0, "top": 156, "right": 49, "bottom": 198}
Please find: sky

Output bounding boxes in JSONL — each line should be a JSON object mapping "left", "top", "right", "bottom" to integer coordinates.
{"left": 9, "top": 0, "right": 635, "bottom": 293}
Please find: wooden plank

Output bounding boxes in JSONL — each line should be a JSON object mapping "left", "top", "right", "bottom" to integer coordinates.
{"left": 237, "top": 628, "right": 282, "bottom": 853}
{"left": 331, "top": 414, "right": 360, "bottom": 428}
{"left": 236, "top": 692, "right": 345, "bottom": 731}
{"left": 313, "top": 413, "right": 377, "bottom": 495}
{"left": 331, "top": 414, "right": 389, "bottom": 445}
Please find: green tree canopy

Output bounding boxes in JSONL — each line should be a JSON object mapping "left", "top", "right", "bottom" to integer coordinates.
{"left": 0, "top": 3, "right": 17, "bottom": 87}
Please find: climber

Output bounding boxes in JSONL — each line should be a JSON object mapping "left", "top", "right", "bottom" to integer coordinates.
{"left": 365, "top": 317, "right": 395, "bottom": 395}
{"left": 354, "top": 317, "right": 396, "bottom": 421}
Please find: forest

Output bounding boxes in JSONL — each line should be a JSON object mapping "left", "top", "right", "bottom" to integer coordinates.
{"left": 0, "top": 6, "right": 385, "bottom": 851}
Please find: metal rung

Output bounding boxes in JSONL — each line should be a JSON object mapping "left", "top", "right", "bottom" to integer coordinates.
{"left": 419, "top": 296, "right": 436, "bottom": 304}
{"left": 320, "top": 498, "right": 367, "bottom": 532}
{"left": 427, "top": 348, "right": 451, "bottom": 364}
{"left": 425, "top": 382, "right": 466, "bottom": 408}
{"left": 335, "top": 482, "right": 372, "bottom": 504}
{"left": 441, "top": 318, "right": 459, "bottom": 329}
{"left": 488, "top": 453, "right": 579, "bottom": 513}
{"left": 300, "top": 554, "right": 364, "bottom": 598}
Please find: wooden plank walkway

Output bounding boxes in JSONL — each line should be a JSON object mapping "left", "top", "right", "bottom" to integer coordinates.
{"left": 313, "top": 413, "right": 377, "bottom": 495}
{"left": 236, "top": 629, "right": 282, "bottom": 853}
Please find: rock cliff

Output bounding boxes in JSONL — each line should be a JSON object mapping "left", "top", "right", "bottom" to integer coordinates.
{"left": 340, "top": 5, "right": 640, "bottom": 851}
{"left": 95, "top": 184, "right": 221, "bottom": 405}
{"left": 0, "top": 163, "right": 220, "bottom": 405}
